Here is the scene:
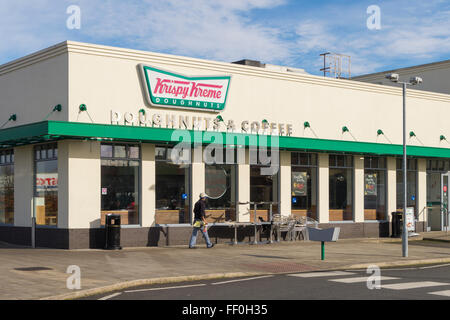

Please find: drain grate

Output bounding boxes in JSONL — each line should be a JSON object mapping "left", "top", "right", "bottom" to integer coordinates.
{"left": 14, "top": 267, "right": 53, "bottom": 271}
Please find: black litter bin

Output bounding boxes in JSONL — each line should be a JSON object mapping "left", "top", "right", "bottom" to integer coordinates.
{"left": 105, "top": 214, "right": 122, "bottom": 250}
{"left": 391, "top": 211, "right": 403, "bottom": 238}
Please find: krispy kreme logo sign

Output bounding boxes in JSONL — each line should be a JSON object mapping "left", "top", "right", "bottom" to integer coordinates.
{"left": 140, "top": 64, "right": 231, "bottom": 112}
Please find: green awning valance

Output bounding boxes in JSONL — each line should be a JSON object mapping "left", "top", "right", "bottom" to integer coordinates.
{"left": 1, "top": 120, "right": 450, "bottom": 158}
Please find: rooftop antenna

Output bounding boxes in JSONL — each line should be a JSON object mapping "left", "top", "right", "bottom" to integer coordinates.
{"left": 320, "top": 52, "right": 351, "bottom": 79}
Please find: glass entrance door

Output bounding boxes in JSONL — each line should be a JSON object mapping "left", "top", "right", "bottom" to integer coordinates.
{"left": 441, "top": 173, "right": 450, "bottom": 231}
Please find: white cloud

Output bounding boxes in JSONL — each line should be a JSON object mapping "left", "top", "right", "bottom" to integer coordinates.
{"left": 291, "top": 1, "right": 450, "bottom": 75}
{"left": 0, "top": 0, "right": 448, "bottom": 76}
{"left": 0, "top": 0, "right": 291, "bottom": 64}
{"left": 295, "top": 21, "right": 336, "bottom": 53}
{"left": 75, "top": 0, "right": 291, "bottom": 63}
{"left": 0, "top": 1, "right": 69, "bottom": 59}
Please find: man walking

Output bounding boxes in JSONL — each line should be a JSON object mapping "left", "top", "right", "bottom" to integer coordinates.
{"left": 189, "top": 193, "right": 214, "bottom": 248}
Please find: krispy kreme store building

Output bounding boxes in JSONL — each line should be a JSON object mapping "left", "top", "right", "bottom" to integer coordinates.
{"left": 1, "top": 41, "right": 450, "bottom": 249}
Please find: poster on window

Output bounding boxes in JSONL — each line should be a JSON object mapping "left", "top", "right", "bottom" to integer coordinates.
{"left": 0, "top": 175, "right": 13, "bottom": 189}
{"left": 292, "top": 172, "right": 307, "bottom": 196}
{"left": 364, "top": 173, "right": 377, "bottom": 196}
{"left": 406, "top": 207, "right": 415, "bottom": 232}
{"left": 36, "top": 173, "right": 58, "bottom": 191}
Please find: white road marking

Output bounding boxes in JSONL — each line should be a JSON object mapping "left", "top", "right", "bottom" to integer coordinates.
{"left": 419, "top": 263, "right": 450, "bottom": 270}
{"left": 98, "top": 292, "right": 122, "bottom": 300}
{"left": 330, "top": 276, "right": 399, "bottom": 283}
{"left": 287, "top": 271, "right": 355, "bottom": 278}
{"left": 124, "top": 283, "right": 206, "bottom": 293}
{"left": 382, "top": 282, "right": 450, "bottom": 290}
{"left": 428, "top": 290, "right": 450, "bottom": 297}
{"left": 211, "top": 275, "right": 274, "bottom": 285}
{"left": 356, "top": 263, "right": 450, "bottom": 272}
{"left": 371, "top": 268, "right": 416, "bottom": 271}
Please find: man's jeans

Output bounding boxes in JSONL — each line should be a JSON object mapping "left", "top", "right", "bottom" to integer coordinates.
{"left": 189, "top": 223, "right": 212, "bottom": 247}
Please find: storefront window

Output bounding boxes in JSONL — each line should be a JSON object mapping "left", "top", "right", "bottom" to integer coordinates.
{"left": 101, "top": 143, "right": 140, "bottom": 225}
{"left": 155, "top": 146, "right": 190, "bottom": 224}
{"left": 0, "top": 149, "right": 14, "bottom": 225}
{"left": 396, "top": 158, "right": 417, "bottom": 215}
{"left": 35, "top": 144, "right": 58, "bottom": 226}
{"left": 364, "top": 157, "right": 387, "bottom": 220}
{"left": 329, "top": 155, "right": 353, "bottom": 221}
{"left": 426, "top": 160, "right": 450, "bottom": 202}
{"left": 204, "top": 147, "right": 237, "bottom": 222}
{"left": 205, "top": 164, "right": 237, "bottom": 223}
{"left": 250, "top": 148, "right": 279, "bottom": 222}
{"left": 426, "top": 159, "right": 450, "bottom": 230}
{"left": 427, "top": 159, "right": 450, "bottom": 172}
{"left": 291, "top": 152, "right": 317, "bottom": 221}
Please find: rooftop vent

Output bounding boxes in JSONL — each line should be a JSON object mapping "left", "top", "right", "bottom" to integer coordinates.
{"left": 232, "top": 59, "right": 265, "bottom": 68}
{"left": 232, "top": 59, "right": 308, "bottom": 74}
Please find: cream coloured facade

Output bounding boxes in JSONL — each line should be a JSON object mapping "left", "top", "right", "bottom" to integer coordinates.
{"left": 1, "top": 41, "right": 450, "bottom": 248}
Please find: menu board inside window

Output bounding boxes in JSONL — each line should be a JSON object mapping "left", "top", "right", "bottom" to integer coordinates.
{"left": 292, "top": 171, "right": 307, "bottom": 196}
{"left": 364, "top": 173, "right": 377, "bottom": 196}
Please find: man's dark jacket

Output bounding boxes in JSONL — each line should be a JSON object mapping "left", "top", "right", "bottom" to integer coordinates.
{"left": 193, "top": 199, "right": 206, "bottom": 220}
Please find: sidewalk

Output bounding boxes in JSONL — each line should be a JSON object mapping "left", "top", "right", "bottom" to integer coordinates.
{"left": 0, "top": 232, "right": 449, "bottom": 300}
{"left": 421, "top": 230, "right": 450, "bottom": 242}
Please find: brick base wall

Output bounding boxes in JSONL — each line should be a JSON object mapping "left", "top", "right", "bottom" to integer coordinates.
{"left": 0, "top": 221, "right": 429, "bottom": 249}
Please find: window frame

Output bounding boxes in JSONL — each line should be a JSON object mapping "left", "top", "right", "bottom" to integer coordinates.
{"left": 396, "top": 158, "right": 418, "bottom": 215}
{"left": 100, "top": 142, "right": 142, "bottom": 227}
{"left": 427, "top": 159, "right": 450, "bottom": 173}
{"left": 204, "top": 163, "right": 238, "bottom": 221}
{"left": 155, "top": 145, "right": 192, "bottom": 226}
{"left": 0, "top": 149, "right": 14, "bottom": 226}
{"left": 363, "top": 156, "right": 388, "bottom": 221}
{"left": 328, "top": 154, "right": 354, "bottom": 221}
{"left": 291, "top": 152, "right": 318, "bottom": 218}
{"left": 33, "top": 143, "right": 59, "bottom": 228}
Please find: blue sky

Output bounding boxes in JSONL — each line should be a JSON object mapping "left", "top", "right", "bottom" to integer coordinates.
{"left": 1, "top": 0, "right": 449, "bottom": 76}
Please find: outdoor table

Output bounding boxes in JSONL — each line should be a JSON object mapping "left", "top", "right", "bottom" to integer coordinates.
{"left": 226, "top": 222, "right": 251, "bottom": 245}
{"left": 221, "top": 221, "right": 280, "bottom": 245}
{"left": 238, "top": 201, "right": 281, "bottom": 243}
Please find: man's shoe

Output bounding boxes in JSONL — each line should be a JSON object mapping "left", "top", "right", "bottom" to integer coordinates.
{"left": 189, "top": 246, "right": 197, "bottom": 249}
{"left": 207, "top": 244, "right": 215, "bottom": 248}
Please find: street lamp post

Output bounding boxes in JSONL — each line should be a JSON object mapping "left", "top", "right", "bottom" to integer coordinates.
{"left": 385, "top": 73, "right": 423, "bottom": 258}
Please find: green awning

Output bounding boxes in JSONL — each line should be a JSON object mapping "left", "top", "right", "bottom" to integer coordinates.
{"left": 1, "top": 120, "right": 450, "bottom": 158}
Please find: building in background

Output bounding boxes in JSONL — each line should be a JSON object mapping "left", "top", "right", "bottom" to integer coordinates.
{"left": 354, "top": 59, "right": 450, "bottom": 95}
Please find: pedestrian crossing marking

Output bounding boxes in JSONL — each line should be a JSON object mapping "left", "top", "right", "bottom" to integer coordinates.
{"left": 428, "top": 290, "right": 450, "bottom": 297}
{"left": 382, "top": 281, "right": 449, "bottom": 290}
{"left": 287, "top": 271, "right": 355, "bottom": 278}
{"left": 330, "top": 276, "right": 399, "bottom": 283}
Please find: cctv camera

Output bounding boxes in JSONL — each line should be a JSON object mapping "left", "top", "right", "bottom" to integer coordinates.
{"left": 409, "top": 76, "right": 423, "bottom": 85}
{"left": 385, "top": 73, "right": 399, "bottom": 82}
